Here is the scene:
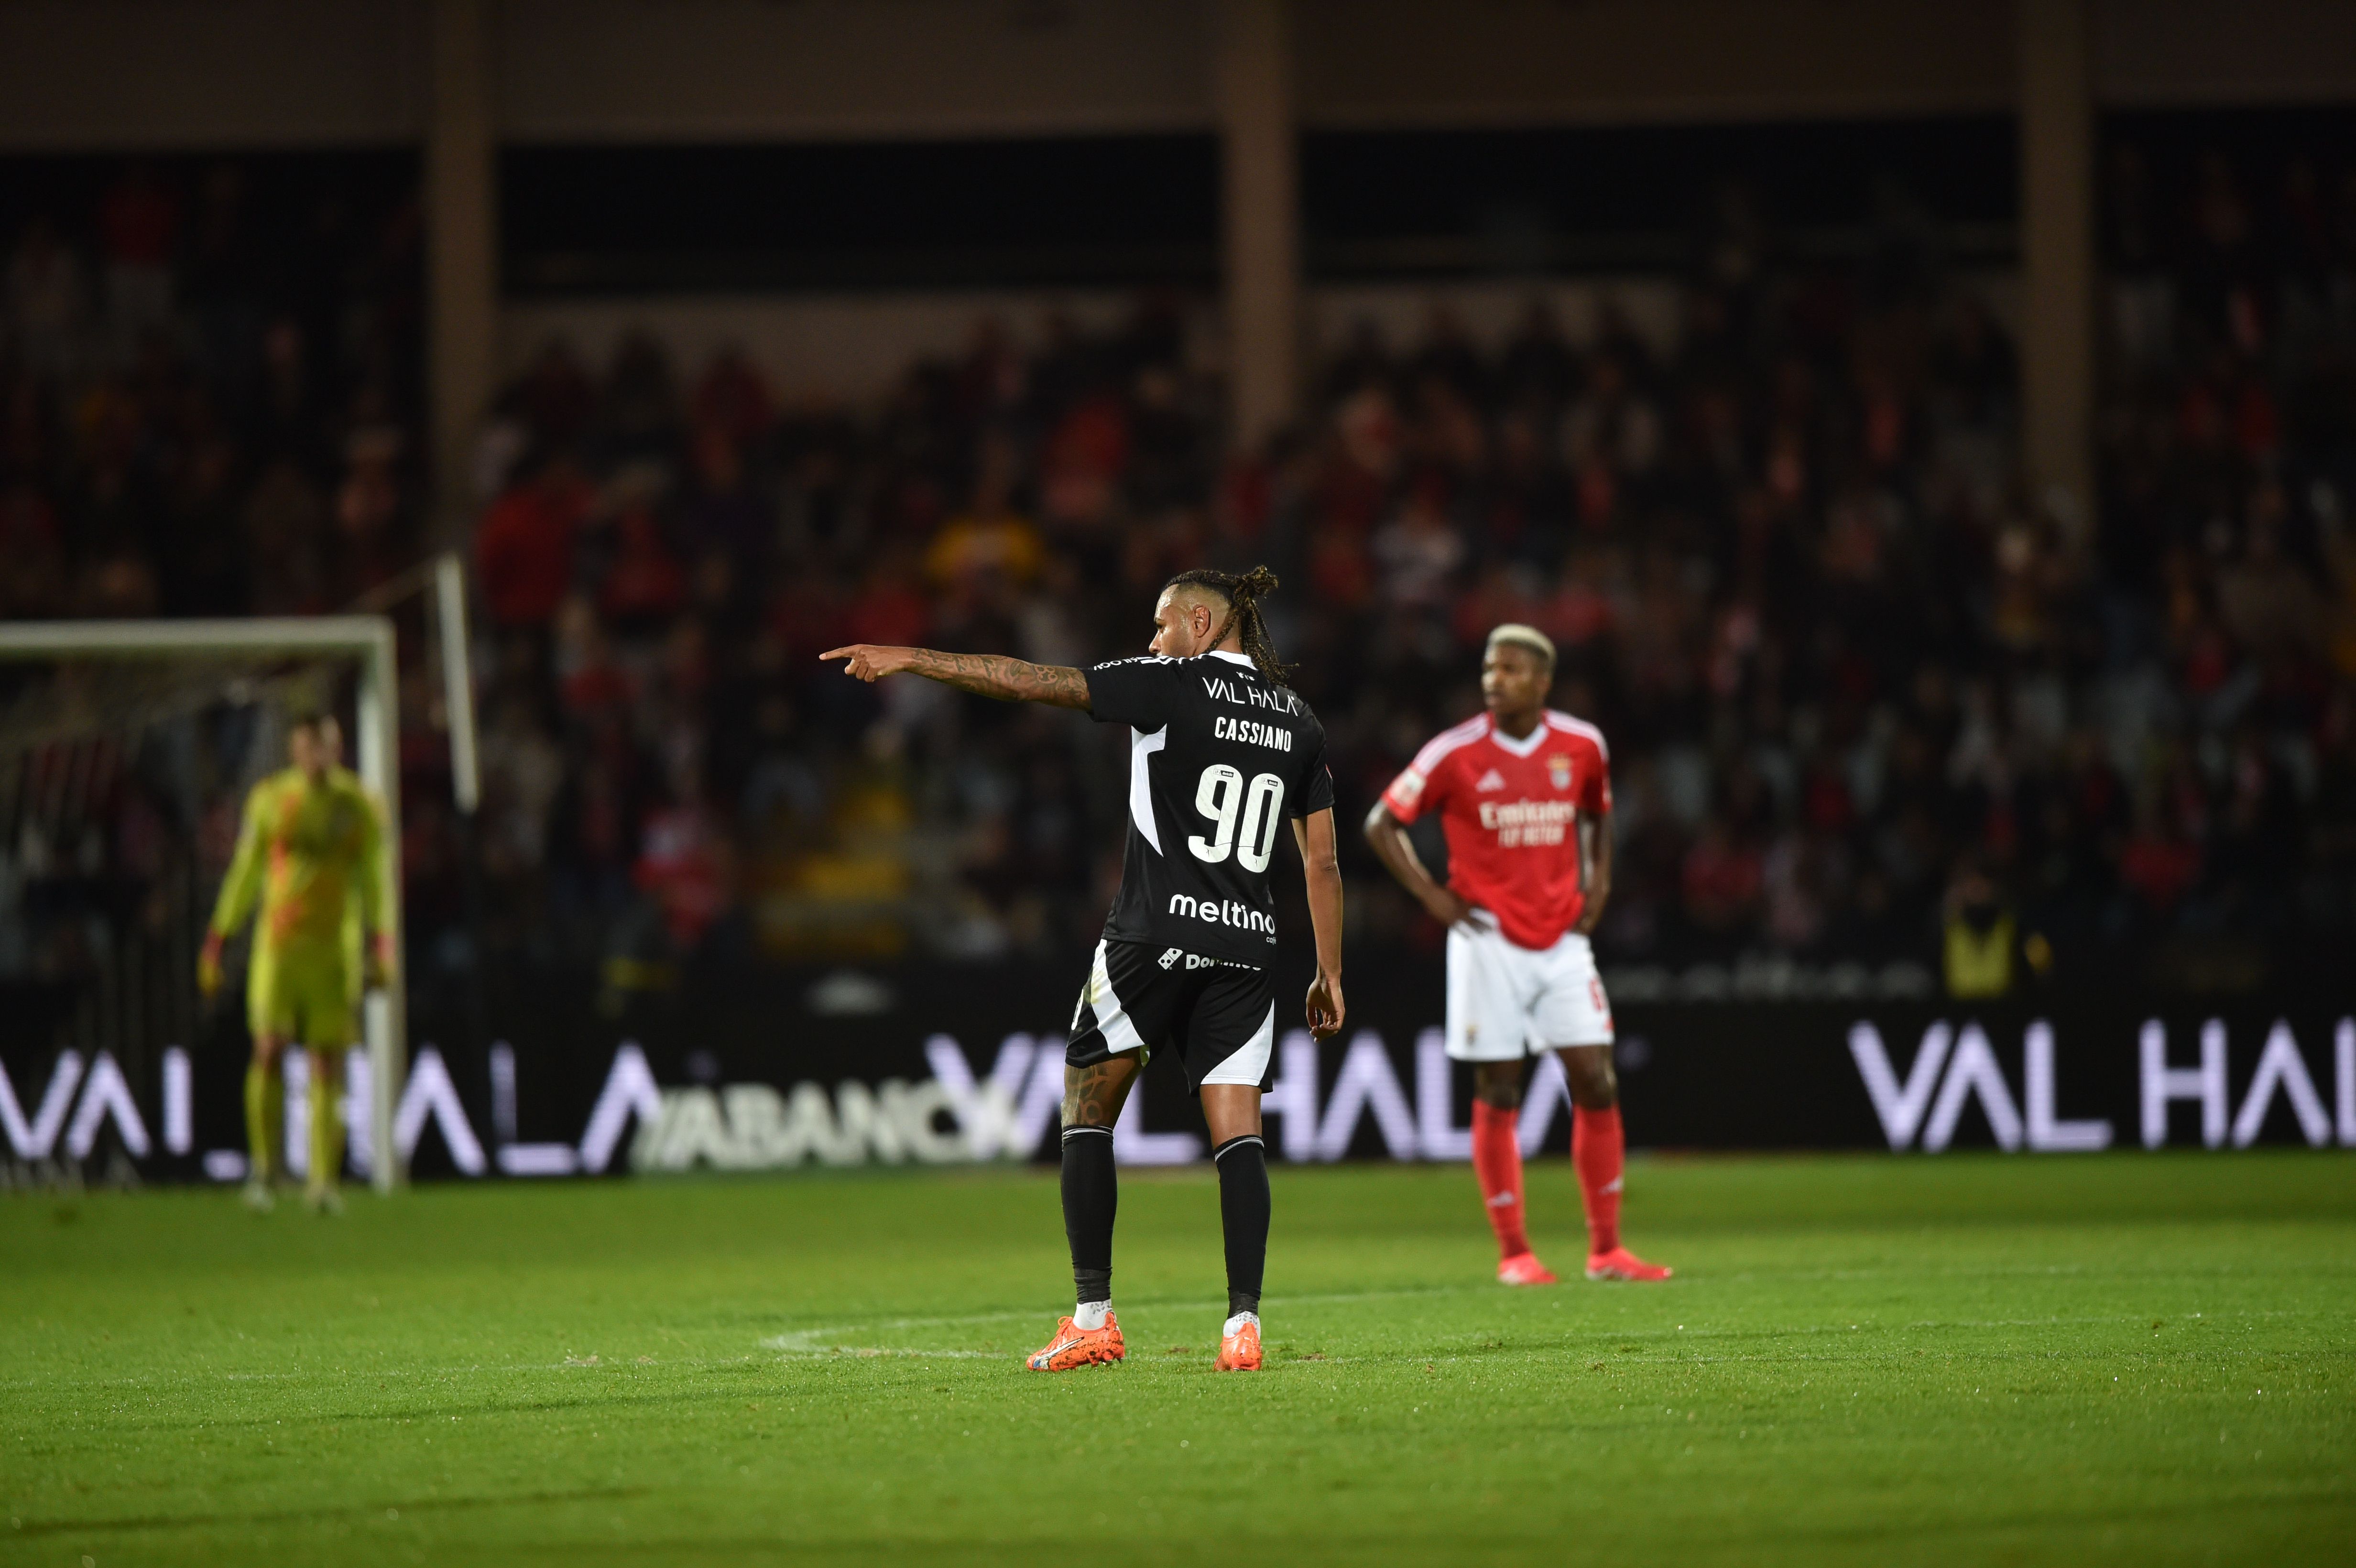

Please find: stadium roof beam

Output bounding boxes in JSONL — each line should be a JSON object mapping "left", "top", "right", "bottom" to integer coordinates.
{"left": 428, "top": 0, "right": 500, "bottom": 548}
{"left": 1217, "top": 0, "right": 1301, "bottom": 451}
{"left": 2019, "top": 0, "right": 2097, "bottom": 548}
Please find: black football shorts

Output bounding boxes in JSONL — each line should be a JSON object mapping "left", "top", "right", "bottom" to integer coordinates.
{"left": 1066, "top": 938, "right": 1276, "bottom": 1091}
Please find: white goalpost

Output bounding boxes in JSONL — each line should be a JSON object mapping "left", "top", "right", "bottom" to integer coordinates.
{"left": 0, "top": 613, "right": 415, "bottom": 1192}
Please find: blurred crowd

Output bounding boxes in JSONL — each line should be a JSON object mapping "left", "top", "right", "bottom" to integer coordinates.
{"left": 462, "top": 140, "right": 2356, "bottom": 989}
{"left": 0, "top": 157, "right": 425, "bottom": 989}
{"left": 8, "top": 138, "right": 2356, "bottom": 997}
{"left": 460, "top": 307, "right": 1211, "bottom": 966}
{"left": 0, "top": 159, "right": 425, "bottom": 623}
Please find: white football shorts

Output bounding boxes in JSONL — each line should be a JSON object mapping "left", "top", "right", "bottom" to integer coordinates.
{"left": 1444, "top": 918, "right": 1614, "bottom": 1061}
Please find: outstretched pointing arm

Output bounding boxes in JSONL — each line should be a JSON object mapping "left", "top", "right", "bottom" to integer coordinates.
{"left": 820, "top": 645, "right": 1091, "bottom": 711}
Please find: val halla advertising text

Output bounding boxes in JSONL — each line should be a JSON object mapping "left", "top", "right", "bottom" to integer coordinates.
{"left": 4, "top": 972, "right": 2354, "bottom": 1183}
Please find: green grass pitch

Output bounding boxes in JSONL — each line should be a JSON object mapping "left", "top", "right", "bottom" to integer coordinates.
{"left": 4, "top": 1154, "right": 2352, "bottom": 1566}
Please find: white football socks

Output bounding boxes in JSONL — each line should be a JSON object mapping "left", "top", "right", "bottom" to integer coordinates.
{"left": 1074, "top": 1300, "right": 1112, "bottom": 1331}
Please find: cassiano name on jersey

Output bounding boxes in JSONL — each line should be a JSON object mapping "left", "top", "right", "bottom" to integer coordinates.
{"left": 1212, "top": 714, "right": 1295, "bottom": 751}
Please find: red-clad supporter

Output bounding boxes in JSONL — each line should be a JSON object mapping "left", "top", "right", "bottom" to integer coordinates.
{"left": 845, "top": 551, "right": 931, "bottom": 650}
{"left": 476, "top": 454, "right": 591, "bottom": 628}
{"left": 635, "top": 798, "right": 729, "bottom": 948}
{"left": 1039, "top": 392, "right": 1129, "bottom": 526}
{"left": 599, "top": 501, "right": 687, "bottom": 629}
{"left": 98, "top": 162, "right": 178, "bottom": 352}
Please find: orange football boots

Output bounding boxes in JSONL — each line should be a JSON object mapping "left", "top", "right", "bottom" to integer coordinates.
{"left": 1026, "top": 1311, "right": 1125, "bottom": 1371}
{"left": 1212, "top": 1316, "right": 1263, "bottom": 1372}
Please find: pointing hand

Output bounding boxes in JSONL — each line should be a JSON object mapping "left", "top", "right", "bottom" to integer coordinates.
{"left": 820, "top": 645, "right": 917, "bottom": 683}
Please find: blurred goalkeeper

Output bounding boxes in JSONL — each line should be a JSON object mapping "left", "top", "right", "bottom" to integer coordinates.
{"left": 198, "top": 712, "right": 393, "bottom": 1214}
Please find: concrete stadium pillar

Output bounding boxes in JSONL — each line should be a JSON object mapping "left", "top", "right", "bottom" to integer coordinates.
{"left": 1215, "top": 0, "right": 1300, "bottom": 452}
{"left": 426, "top": 0, "right": 499, "bottom": 539}
{"left": 2017, "top": 0, "right": 2096, "bottom": 545}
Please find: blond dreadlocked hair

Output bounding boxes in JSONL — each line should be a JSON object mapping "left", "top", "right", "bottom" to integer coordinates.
{"left": 1165, "top": 565, "right": 1293, "bottom": 686}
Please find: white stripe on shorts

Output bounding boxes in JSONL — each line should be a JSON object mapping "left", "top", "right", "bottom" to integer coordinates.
{"left": 1199, "top": 1001, "right": 1275, "bottom": 1087}
{"left": 1087, "top": 939, "right": 1150, "bottom": 1059}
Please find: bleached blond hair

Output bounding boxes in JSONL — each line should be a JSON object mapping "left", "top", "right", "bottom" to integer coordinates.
{"left": 1484, "top": 622, "right": 1556, "bottom": 672}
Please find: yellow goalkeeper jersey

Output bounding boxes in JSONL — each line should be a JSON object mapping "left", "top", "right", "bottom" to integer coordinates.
{"left": 208, "top": 765, "right": 389, "bottom": 968}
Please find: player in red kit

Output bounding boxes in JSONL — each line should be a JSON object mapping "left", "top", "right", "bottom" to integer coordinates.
{"left": 1365, "top": 624, "right": 1669, "bottom": 1285}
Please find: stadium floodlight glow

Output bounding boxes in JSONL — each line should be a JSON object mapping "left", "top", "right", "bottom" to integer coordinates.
{"left": 0, "top": 614, "right": 409, "bottom": 1193}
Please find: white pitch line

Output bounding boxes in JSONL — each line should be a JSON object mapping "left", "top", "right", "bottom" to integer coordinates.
{"left": 751, "top": 1283, "right": 1474, "bottom": 1348}
{"left": 751, "top": 1285, "right": 1482, "bottom": 1362}
{"left": 764, "top": 1343, "right": 1003, "bottom": 1360}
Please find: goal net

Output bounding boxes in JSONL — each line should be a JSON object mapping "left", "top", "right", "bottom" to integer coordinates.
{"left": 0, "top": 617, "right": 407, "bottom": 1192}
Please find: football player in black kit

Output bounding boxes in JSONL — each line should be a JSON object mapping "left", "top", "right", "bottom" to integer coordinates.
{"left": 824, "top": 566, "right": 1344, "bottom": 1372}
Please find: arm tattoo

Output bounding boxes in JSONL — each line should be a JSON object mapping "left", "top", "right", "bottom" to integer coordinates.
{"left": 905, "top": 649, "right": 1091, "bottom": 710}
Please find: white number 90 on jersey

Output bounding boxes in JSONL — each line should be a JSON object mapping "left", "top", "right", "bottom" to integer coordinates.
{"left": 1187, "top": 764, "right": 1285, "bottom": 873}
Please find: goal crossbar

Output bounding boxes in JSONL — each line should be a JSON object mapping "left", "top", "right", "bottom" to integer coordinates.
{"left": 0, "top": 616, "right": 408, "bottom": 1192}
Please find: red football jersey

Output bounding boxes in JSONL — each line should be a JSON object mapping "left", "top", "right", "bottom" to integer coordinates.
{"left": 1381, "top": 709, "right": 1613, "bottom": 950}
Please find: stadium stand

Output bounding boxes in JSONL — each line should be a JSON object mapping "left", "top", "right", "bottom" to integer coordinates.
{"left": 4, "top": 133, "right": 2355, "bottom": 998}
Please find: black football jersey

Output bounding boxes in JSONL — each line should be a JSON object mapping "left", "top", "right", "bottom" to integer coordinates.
{"left": 1085, "top": 650, "right": 1335, "bottom": 967}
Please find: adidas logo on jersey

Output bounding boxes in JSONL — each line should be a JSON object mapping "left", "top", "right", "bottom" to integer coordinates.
{"left": 1474, "top": 769, "right": 1507, "bottom": 791}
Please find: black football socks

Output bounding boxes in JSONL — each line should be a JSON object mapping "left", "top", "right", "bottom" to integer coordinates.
{"left": 1068, "top": 1125, "right": 1265, "bottom": 1324}
{"left": 1213, "top": 1133, "right": 1269, "bottom": 1318}
{"left": 1061, "top": 1125, "right": 1116, "bottom": 1315}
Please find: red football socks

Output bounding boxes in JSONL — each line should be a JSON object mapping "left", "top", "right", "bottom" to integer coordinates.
{"left": 1572, "top": 1104, "right": 1625, "bottom": 1255}
{"left": 1470, "top": 1101, "right": 1530, "bottom": 1259}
